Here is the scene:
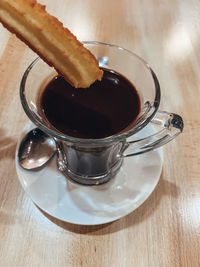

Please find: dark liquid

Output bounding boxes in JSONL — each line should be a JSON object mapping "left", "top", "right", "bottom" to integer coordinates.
{"left": 40, "top": 69, "right": 141, "bottom": 139}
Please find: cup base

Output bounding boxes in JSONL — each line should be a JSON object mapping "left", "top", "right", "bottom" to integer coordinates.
{"left": 60, "top": 158, "right": 124, "bottom": 186}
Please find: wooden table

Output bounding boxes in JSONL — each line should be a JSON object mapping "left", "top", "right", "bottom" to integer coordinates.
{"left": 0, "top": 0, "right": 199, "bottom": 266}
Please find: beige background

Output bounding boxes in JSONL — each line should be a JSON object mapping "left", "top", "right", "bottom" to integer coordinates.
{"left": 0, "top": 0, "right": 199, "bottom": 266}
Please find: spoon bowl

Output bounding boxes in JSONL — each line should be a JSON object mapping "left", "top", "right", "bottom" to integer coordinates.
{"left": 18, "top": 128, "right": 57, "bottom": 170}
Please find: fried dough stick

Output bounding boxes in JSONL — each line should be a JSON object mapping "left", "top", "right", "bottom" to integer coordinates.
{"left": 0, "top": 0, "right": 103, "bottom": 88}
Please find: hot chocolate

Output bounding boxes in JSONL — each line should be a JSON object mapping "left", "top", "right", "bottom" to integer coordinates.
{"left": 40, "top": 68, "right": 141, "bottom": 139}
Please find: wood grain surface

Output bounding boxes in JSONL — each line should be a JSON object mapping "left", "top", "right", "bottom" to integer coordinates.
{"left": 0, "top": 0, "right": 199, "bottom": 266}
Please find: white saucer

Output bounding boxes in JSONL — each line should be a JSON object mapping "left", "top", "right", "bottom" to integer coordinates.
{"left": 15, "top": 123, "right": 163, "bottom": 225}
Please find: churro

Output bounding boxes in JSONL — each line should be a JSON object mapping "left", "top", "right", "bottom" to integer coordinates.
{"left": 0, "top": 0, "right": 103, "bottom": 88}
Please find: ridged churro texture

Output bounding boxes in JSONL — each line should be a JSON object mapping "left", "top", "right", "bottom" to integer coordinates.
{"left": 0, "top": 0, "right": 103, "bottom": 88}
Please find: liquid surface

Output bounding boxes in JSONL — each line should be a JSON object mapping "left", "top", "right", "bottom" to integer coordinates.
{"left": 40, "top": 69, "right": 141, "bottom": 139}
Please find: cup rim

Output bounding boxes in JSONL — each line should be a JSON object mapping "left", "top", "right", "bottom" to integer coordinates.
{"left": 20, "top": 41, "right": 161, "bottom": 145}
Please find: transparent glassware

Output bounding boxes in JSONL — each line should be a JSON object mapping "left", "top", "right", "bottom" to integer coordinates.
{"left": 20, "top": 41, "right": 183, "bottom": 185}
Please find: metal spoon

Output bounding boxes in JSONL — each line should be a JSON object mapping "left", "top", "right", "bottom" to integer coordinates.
{"left": 18, "top": 128, "right": 57, "bottom": 170}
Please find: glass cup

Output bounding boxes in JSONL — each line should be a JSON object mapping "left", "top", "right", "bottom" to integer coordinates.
{"left": 20, "top": 41, "right": 183, "bottom": 185}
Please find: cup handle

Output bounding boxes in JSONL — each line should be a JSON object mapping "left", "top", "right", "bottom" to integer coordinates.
{"left": 121, "top": 111, "right": 184, "bottom": 157}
